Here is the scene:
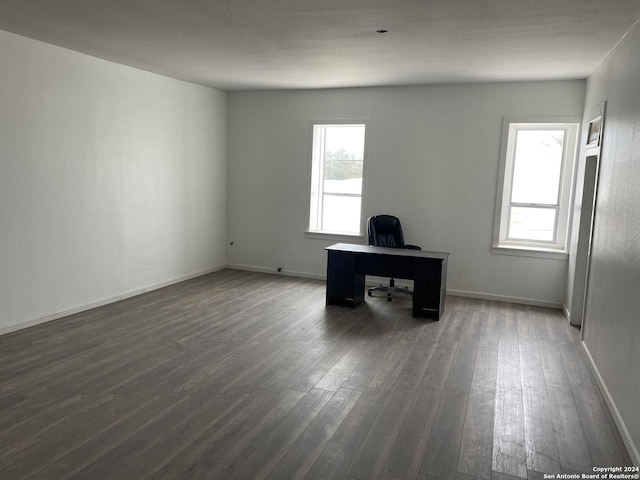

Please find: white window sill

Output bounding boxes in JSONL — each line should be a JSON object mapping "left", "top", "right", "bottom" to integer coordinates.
{"left": 492, "top": 244, "right": 569, "bottom": 260}
{"left": 305, "top": 231, "right": 365, "bottom": 243}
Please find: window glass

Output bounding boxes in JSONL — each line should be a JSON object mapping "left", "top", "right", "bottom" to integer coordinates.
{"left": 508, "top": 206, "right": 556, "bottom": 241}
{"left": 321, "top": 195, "right": 361, "bottom": 233}
{"left": 511, "top": 130, "right": 564, "bottom": 205}
{"left": 309, "top": 123, "right": 366, "bottom": 235}
{"left": 324, "top": 125, "right": 365, "bottom": 160}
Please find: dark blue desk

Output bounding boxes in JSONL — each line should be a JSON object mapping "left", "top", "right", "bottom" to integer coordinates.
{"left": 325, "top": 243, "right": 449, "bottom": 319}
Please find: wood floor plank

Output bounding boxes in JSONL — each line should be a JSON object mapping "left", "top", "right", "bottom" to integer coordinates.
{"left": 440, "top": 296, "right": 473, "bottom": 341}
{"left": 420, "top": 385, "right": 470, "bottom": 479}
{"left": 36, "top": 392, "right": 189, "bottom": 480}
{"left": 56, "top": 343, "right": 189, "bottom": 399}
{"left": 382, "top": 387, "right": 442, "bottom": 480}
{"left": 343, "top": 387, "right": 415, "bottom": 479}
{"left": 229, "top": 388, "right": 334, "bottom": 479}
{"left": 572, "top": 385, "right": 630, "bottom": 467}
{"left": 558, "top": 342, "right": 596, "bottom": 388}
{"left": 285, "top": 311, "right": 378, "bottom": 393}
{"left": 392, "top": 333, "right": 438, "bottom": 391}
{"left": 518, "top": 341, "right": 546, "bottom": 391}
{"left": 0, "top": 338, "right": 108, "bottom": 395}
{"left": 187, "top": 387, "right": 308, "bottom": 479}
{"left": 120, "top": 391, "right": 250, "bottom": 480}
{"left": 216, "top": 341, "right": 313, "bottom": 394}
{"left": 315, "top": 334, "right": 379, "bottom": 392}
{"left": 515, "top": 304, "right": 536, "bottom": 343}
{"left": 260, "top": 339, "right": 335, "bottom": 393}
{"left": 174, "top": 339, "right": 265, "bottom": 393}
{"left": 497, "top": 351, "right": 522, "bottom": 392}
{"left": 50, "top": 391, "right": 237, "bottom": 479}
{"left": 498, "top": 303, "right": 519, "bottom": 358}
{"left": 0, "top": 393, "right": 93, "bottom": 458}
{"left": 0, "top": 393, "right": 152, "bottom": 479}
{"left": 446, "top": 336, "right": 480, "bottom": 389}
{"left": 20, "top": 339, "right": 150, "bottom": 398}
{"left": 457, "top": 386, "right": 496, "bottom": 479}
{"left": 459, "top": 300, "right": 486, "bottom": 342}
{"left": 305, "top": 387, "right": 389, "bottom": 480}
{"left": 0, "top": 270, "right": 630, "bottom": 480}
{"left": 0, "top": 393, "right": 33, "bottom": 430}
{"left": 532, "top": 308, "right": 556, "bottom": 342}
{"left": 548, "top": 309, "right": 580, "bottom": 344}
{"left": 538, "top": 340, "right": 571, "bottom": 388}
{"left": 522, "top": 385, "right": 561, "bottom": 475}
{"left": 340, "top": 330, "right": 404, "bottom": 391}
{"left": 149, "top": 387, "right": 295, "bottom": 479}
{"left": 492, "top": 383, "right": 527, "bottom": 479}
{"left": 367, "top": 328, "right": 423, "bottom": 390}
{"left": 478, "top": 301, "right": 501, "bottom": 350}
{"left": 472, "top": 344, "right": 498, "bottom": 390}
{"left": 419, "top": 338, "right": 457, "bottom": 390}
{"left": 266, "top": 387, "right": 361, "bottom": 480}
{"left": 547, "top": 385, "right": 593, "bottom": 472}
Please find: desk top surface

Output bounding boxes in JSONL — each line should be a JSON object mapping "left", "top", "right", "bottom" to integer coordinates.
{"left": 326, "top": 243, "right": 449, "bottom": 260}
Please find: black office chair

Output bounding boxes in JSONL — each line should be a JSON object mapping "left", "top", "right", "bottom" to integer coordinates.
{"left": 367, "top": 215, "right": 421, "bottom": 301}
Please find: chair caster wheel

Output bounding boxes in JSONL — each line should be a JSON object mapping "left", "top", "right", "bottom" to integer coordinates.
{"left": 387, "top": 294, "right": 392, "bottom": 302}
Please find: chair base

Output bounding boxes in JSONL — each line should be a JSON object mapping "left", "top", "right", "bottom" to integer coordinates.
{"left": 367, "top": 278, "right": 413, "bottom": 302}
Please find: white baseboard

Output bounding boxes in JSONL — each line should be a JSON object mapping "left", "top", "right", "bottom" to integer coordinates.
{"left": 0, "top": 265, "right": 226, "bottom": 336}
{"left": 226, "top": 265, "right": 564, "bottom": 310}
{"left": 446, "top": 288, "right": 563, "bottom": 310}
{"left": 581, "top": 341, "right": 640, "bottom": 466}
{"left": 226, "top": 263, "right": 325, "bottom": 280}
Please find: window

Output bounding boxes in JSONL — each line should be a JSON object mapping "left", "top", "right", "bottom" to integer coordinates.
{"left": 308, "top": 122, "right": 367, "bottom": 235}
{"left": 493, "top": 118, "right": 579, "bottom": 256}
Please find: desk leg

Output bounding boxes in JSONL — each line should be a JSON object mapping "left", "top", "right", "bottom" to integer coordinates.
{"left": 412, "top": 259, "right": 445, "bottom": 319}
{"left": 326, "top": 251, "right": 365, "bottom": 308}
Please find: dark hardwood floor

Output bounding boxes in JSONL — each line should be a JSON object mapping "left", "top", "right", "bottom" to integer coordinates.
{"left": 0, "top": 269, "right": 631, "bottom": 479}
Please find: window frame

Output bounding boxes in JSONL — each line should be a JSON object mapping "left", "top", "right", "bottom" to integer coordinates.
{"left": 306, "top": 119, "right": 370, "bottom": 238}
{"left": 492, "top": 116, "right": 580, "bottom": 259}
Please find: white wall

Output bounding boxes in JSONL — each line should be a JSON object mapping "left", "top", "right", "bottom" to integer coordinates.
{"left": 227, "top": 81, "right": 585, "bottom": 306}
{"left": 574, "top": 21, "right": 640, "bottom": 464}
{"left": 0, "top": 30, "right": 228, "bottom": 334}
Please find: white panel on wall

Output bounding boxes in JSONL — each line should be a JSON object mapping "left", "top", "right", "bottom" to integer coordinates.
{"left": 0, "top": 30, "right": 227, "bottom": 334}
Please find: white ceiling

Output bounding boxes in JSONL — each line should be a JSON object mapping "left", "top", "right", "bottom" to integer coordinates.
{"left": 1, "top": 0, "right": 639, "bottom": 91}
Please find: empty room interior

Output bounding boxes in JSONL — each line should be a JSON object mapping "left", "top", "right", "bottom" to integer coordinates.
{"left": 1, "top": 1, "right": 640, "bottom": 479}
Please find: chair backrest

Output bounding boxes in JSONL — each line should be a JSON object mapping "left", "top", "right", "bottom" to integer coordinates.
{"left": 367, "top": 215, "right": 405, "bottom": 248}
